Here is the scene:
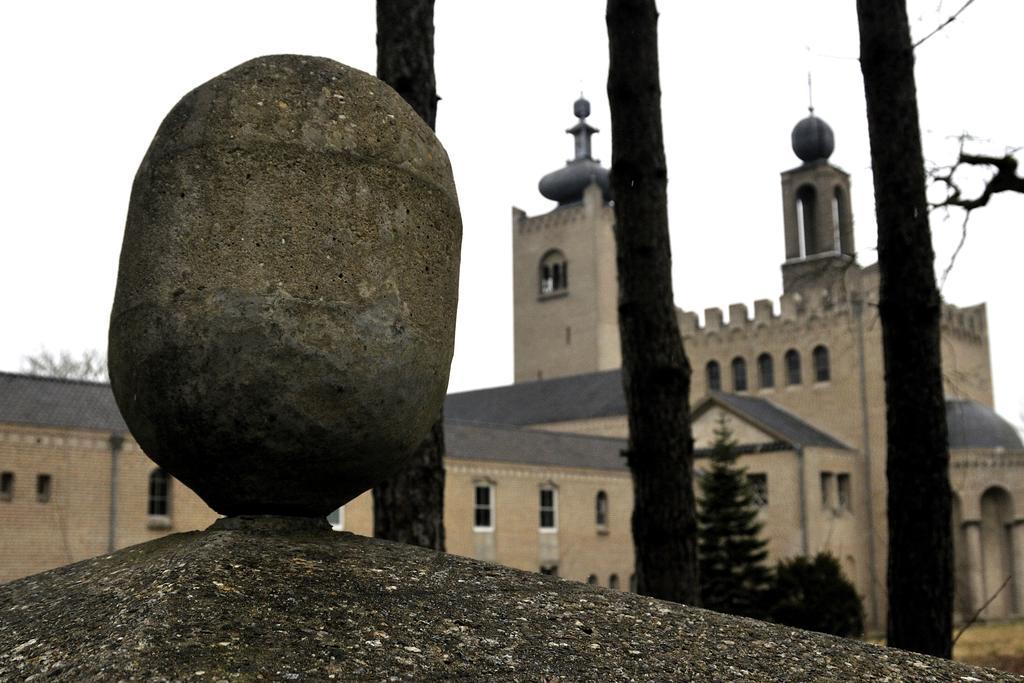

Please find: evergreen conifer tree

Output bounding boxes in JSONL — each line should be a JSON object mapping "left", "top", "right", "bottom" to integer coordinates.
{"left": 698, "top": 416, "right": 771, "bottom": 618}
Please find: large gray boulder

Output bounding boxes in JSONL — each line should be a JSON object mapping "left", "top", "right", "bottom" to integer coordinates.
{"left": 108, "top": 55, "right": 462, "bottom": 516}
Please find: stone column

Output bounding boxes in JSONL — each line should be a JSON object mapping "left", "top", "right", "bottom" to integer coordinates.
{"left": 963, "top": 521, "right": 984, "bottom": 615}
{"left": 1011, "top": 521, "right": 1024, "bottom": 615}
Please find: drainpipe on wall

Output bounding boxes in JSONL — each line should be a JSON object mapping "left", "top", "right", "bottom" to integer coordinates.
{"left": 797, "top": 444, "right": 808, "bottom": 556}
{"left": 108, "top": 432, "right": 124, "bottom": 554}
{"left": 853, "top": 294, "right": 880, "bottom": 628}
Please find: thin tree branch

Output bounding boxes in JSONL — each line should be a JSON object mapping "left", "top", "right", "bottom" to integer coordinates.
{"left": 938, "top": 210, "right": 970, "bottom": 291}
{"left": 952, "top": 574, "right": 1012, "bottom": 646}
{"left": 913, "top": 0, "right": 979, "bottom": 48}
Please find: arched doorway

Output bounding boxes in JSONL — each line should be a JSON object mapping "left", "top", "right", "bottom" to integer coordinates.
{"left": 951, "top": 493, "right": 972, "bottom": 618}
{"left": 980, "top": 486, "right": 1016, "bottom": 618}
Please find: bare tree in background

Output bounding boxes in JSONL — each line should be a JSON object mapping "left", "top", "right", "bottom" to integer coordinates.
{"left": 22, "top": 349, "right": 107, "bottom": 382}
{"left": 857, "top": 0, "right": 952, "bottom": 657}
{"left": 606, "top": 0, "right": 699, "bottom": 604}
{"left": 371, "top": 0, "right": 446, "bottom": 551}
{"left": 932, "top": 148, "right": 1024, "bottom": 212}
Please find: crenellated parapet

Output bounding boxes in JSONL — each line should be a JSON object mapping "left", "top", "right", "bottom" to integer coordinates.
{"left": 678, "top": 288, "right": 858, "bottom": 343}
{"left": 941, "top": 302, "right": 987, "bottom": 343}
{"left": 514, "top": 203, "right": 585, "bottom": 234}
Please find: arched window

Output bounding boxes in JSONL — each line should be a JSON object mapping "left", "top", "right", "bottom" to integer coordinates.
{"left": 796, "top": 185, "right": 818, "bottom": 256}
{"left": 148, "top": 468, "right": 170, "bottom": 517}
{"left": 587, "top": 574, "right": 598, "bottom": 585}
{"left": 731, "top": 357, "right": 747, "bottom": 392}
{"left": 785, "top": 349, "right": 801, "bottom": 385}
{"left": 595, "top": 490, "right": 609, "bottom": 528}
{"left": 757, "top": 353, "right": 774, "bottom": 389}
{"left": 813, "top": 345, "right": 830, "bottom": 382}
{"left": 539, "top": 250, "right": 568, "bottom": 295}
{"left": 706, "top": 360, "right": 721, "bottom": 392}
{"left": 609, "top": 574, "right": 620, "bottom": 590}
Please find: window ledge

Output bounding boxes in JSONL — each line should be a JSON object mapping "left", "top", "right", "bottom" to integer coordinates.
{"left": 537, "top": 291, "right": 569, "bottom": 302}
{"left": 147, "top": 515, "right": 173, "bottom": 530}
{"left": 473, "top": 526, "right": 495, "bottom": 533}
{"left": 596, "top": 525, "right": 609, "bottom": 536}
{"left": 539, "top": 527, "right": 558, "bottom": 534}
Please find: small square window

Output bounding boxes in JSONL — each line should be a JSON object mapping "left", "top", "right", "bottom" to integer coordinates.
{"left": 747, "top": 473, "right": 768, "bottom": 507}
{"left": 36, "top": 474, "right": 52, "bottom": 503}
{"left": 0, "top": 472, "right": 13, "bottom": 502}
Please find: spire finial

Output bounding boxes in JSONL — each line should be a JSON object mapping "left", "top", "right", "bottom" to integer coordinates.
{"left": 807, "top": 71, "right": 815, "bottom": 115}
{"left": 568, "top": 94, "right": 597, "bottom": 161}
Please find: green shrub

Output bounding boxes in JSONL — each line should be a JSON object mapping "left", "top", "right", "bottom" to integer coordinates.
{"left": 768, "top": 553, "right": 864, "bottom": 638}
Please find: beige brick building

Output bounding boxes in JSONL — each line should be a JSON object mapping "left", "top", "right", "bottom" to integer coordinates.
{"left": 0, "top": 374, "right": 637, "bottom": 591}
{"left": 490, "top": 99, "right": 1024, "bottom": 628}
{"left": 2, "top": 98, "right": 1022, "bottom": 633}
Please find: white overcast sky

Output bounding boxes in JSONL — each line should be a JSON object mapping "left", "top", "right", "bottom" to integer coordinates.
{"left": 1, "top": 1, "right": 1021, "bottom": 428}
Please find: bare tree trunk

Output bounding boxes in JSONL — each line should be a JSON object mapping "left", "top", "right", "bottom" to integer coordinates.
{"left": 373, "top": 412, "right": 446, "bottom": 550}
{"left": 606, "top": 0, "right": 699, "bottom": 605}
{"left": 857, "top": 0, "right": 952, "bottom": 658}
{"left": 372, "top": 0, "right": 445, "bottom": 551}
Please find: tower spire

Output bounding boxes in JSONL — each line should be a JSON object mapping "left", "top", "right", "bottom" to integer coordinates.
{"left": 807, "top": 71, "right": 815, "bottom": 115}
{"left": 538, "top": 95, "right": 611, "bottom": 205}
{"left": 567, "top": 95, "right": 597, "bottom": 161}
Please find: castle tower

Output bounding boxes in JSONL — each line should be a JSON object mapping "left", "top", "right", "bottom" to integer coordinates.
{"left": 780, "top": 109, "right": 857, "bottom": 294}
{"left": 512, "top": 97, "right": 619, "bottom": 383}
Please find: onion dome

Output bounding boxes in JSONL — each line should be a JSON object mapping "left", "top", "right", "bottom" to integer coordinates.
{"left": 791, "top": 108, "right": 835, "bottom": 163}
{"left": 539, "top": 96, "right": 612, "bottom": 205}
{"left": 946, "top": 400, "right": 1024, "bottom": 450}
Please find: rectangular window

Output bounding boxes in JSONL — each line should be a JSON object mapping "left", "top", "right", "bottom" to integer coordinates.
{"left": 474, "top": 484, "right": 494, "bottom": 531}
{"left": 747, "top": 473, "right": 768, "bottom": 507}
{"left": 821, "top": 471, "right": 834, "bottom": 509}
{"left": 36, "top": 474, "right": 52, "bottom": 503}
{"left": 0, "top": 472, "right": 13, "bottom": 501}
{"left": 837, "top": 473, "right": 852, "bottom": 512}
{"left": 539, "top": 487, "right": 557, "bottom": 531}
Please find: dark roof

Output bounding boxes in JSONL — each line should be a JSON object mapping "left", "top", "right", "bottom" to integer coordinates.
{"left": 445, "top": 420, "right": 626, "bottom": 471}
{"left": 947, "top": 399, "right": 1024, "bottom": 450}
{"left": 6, "top": 371, "right": 1019, "bottom": 461}
{"left": 445, "top": 369, "right": 625, "bottom": 426}
{"left": 0, "top": 372, "right": 126, "bottom": 433}
{"left": 0, "top": 372, "right": 627, "bottom": 472}
{"left": 697, "top": 392, "right": 852, "bottom": 451}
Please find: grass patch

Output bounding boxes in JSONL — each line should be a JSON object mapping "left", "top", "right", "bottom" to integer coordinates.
{"left": 954, "top": 619, "right": 1024, "bottom": 674}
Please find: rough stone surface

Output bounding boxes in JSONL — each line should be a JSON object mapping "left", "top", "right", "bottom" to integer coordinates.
{"left": 0, "top": 525, "right": 1017, "bottom": 682}
{"left": 108, "top": 55, "right": 462, "bottom": 516}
